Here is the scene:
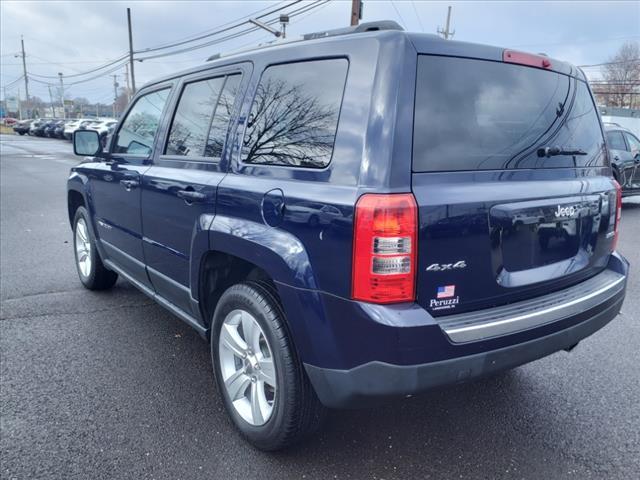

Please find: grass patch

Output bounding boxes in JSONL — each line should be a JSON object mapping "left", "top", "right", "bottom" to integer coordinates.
{"left": 0, "top": 125, "right": 15, "bottom": 134}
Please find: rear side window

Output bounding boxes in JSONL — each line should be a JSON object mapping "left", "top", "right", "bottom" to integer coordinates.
{"left": 606, "top": 131, "right": 627, "bottom": 151}
{"left": 242, "top": 59, "right": 348, "bottom": 168}
{"left": 413, "top": 56, "right": 606, "bottom": 171}
{"left": 114, "top": 88, "right": 170, "bottom": 156}
{"left": 166, "top": 73, "right": 241, "bottom": 158}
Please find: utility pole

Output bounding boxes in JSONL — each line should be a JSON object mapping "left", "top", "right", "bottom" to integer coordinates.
{"left": 350, "top": 0, "right": 362, "bottom": 26}
{"left": 58, "top": 72, "right": 65, "bottom": 119}
{"left": 47, "top": 85, "right": 55, "bottom": 117}
{"left": 127, "top": 8, "right": 136, "bottom": 95}
{"left": 19, "top": 36, "right": 30, "bottom": 117}
{"left": 125, "top": 63, "right": 131, "bottom": 102}
{"left": 112, "top": 74, "right": 119, "bottom": 118}
{"left": 437, "top": 6, "right": 455, "bottom": 40}
{"left": 18, "top": 88, "right": 22, "bottom": 120}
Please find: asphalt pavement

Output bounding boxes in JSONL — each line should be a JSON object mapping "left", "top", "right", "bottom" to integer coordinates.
{"left": 1, "top": 133, "right": 639, "bottom": 480}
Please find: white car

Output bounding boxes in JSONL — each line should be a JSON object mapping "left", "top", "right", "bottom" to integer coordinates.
{"left": 87, "top": 119, "right": 117, "bottom": 136}
{"left": 63, "top": 119, "right": 94, "bottom": 140}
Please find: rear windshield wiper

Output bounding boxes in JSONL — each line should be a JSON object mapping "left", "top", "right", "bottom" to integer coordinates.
{"left": 537, "top": 146, "right": 587, "bottom": 158}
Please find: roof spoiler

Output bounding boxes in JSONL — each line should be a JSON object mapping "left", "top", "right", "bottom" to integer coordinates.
{"left": 206, "top": 20, "right": 404, "bottom": 62}
{"left": 302, "top": 20, "right": 403, "bottom": 40}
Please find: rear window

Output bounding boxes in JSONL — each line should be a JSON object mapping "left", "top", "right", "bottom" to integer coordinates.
{"left": 413, "top": 55, "right": 606, "bottom": 171}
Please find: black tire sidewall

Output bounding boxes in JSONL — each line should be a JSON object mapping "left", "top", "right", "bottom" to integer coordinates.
{"left": 211, "top": 283, "right": 296, "bottom": 449}
{"left": 73, "top": 207, "right": 99, "bottom": 288}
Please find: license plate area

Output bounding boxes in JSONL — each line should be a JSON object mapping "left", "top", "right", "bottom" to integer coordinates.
{"left": 489, "top": 195, "right": 603, "bottom": 287}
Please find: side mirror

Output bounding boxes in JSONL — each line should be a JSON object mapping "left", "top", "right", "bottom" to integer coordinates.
{"left": 73, "top": 130, "right": 104, "bottom": 157}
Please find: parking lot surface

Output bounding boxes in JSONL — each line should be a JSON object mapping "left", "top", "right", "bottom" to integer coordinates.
{"left": 1, "top": 133, "right": 639, "bottom": 479}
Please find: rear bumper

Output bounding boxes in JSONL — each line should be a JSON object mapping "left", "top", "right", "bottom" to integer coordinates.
{"left": 304, "top": 252, "right": 629, "bottom": 408}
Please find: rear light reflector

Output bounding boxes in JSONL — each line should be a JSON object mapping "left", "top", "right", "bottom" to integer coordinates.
{"left": 612, "top": 180, "right": 622, "bottom": 251}
{"left": 352, "top": 193, "right": 417, "bottom": 303}
{"left": 503, "top": 49, "right": 552, "bottom": 69}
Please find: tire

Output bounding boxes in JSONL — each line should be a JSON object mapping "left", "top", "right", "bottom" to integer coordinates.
{"left": 18, "top": 132, "right": 25, "bottom": 136}
{"left": 211, "top": 281, "right": 326, "bottom": 450}
{"left": 72, "top": 206, "right": 118, "bottom": 290}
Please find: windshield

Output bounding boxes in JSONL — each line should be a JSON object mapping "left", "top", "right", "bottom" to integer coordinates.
{"left": 413, "top": 55, "right": 606, "bottom": 171}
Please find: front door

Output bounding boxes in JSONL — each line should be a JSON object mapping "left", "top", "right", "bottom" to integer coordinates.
{"left": 141, "top": 67, "right": 248, "bottom": 314}
{"left": 91, "top": 86, "right": 173, "bottom": 287}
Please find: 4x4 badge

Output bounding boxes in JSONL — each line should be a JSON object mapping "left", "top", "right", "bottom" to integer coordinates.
{"left": 426, "top": 260, "right": 467, "bottom": 272}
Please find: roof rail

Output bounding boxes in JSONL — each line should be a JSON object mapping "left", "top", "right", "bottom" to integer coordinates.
{"left": 302, "top": 20, "right": 403, "bottom": 40}
{"left": 206, "top": 20, "right": 403, "bottom": 62}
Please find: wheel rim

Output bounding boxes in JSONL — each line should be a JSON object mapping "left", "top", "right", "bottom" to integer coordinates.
{"left": 218, "top": 309, "right": 277, "bottom": 426}
{"left": 75, "top": 218, "right": 92, "bottom": 278}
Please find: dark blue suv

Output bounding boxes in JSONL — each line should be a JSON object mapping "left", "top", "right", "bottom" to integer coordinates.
{"left": 68, "top": 22, "right": 629, "bottom": 450}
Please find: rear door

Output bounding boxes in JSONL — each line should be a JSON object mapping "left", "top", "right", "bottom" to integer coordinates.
{"left": 141, "top": 65, "right": 248, "bottom": 314}
{"left": 411, "top": 54, "right": 616, "bottom": 316}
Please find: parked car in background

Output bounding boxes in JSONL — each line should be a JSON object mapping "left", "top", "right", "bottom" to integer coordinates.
{"left": 54, "top": 120, "right": 68, "bottom": 138}
{"left": 87, "top": 119, "right": 118, "bottom": 146}
{"left": 68, "top": 21, "right": 628, "bottom": 451}
{"left": 64, "top": 119, "right": 96, "bottom": 140}
{"left": 44, "top": 119, "right": 63, "bottom": 138}
{"left": 29, "top": 119, "right": 51, "bottom": 136}
{"left": 12, "top": 119, "right": 33, "bottom": 135}
{"left": 605, "top": 123, "right": 640, "bottom": 196}
{"left": 2, "top": 117, "right": 18, "bottom": 126}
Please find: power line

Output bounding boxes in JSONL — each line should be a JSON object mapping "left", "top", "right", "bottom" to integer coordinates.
{"left": 579, "top": 59, "right": 640, "bottom": 68}
{"left": 134, "top": 0, "right": 302, "bottom": 53}
{"left": 136, "top": 0, "right": 327, "bottom": 61}
{"left": 389, "top": 0, "right": 408, "bottom": 29}
{"left": 411, "top": 1, "right": 425, "bottom": 33}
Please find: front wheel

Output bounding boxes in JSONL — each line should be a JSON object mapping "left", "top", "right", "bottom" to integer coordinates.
{"left": 73, "top": 206, "right": 118, "bottom": 290}
{"left": 211, "top": 282, "right": 326, "bottom": 450}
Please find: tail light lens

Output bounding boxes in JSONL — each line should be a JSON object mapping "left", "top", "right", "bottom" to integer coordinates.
{"left": 352, "top": 193, "right": 417, "bottom": 303}
{"left": 612, "top": 180, "right": 622, "bottom": 251}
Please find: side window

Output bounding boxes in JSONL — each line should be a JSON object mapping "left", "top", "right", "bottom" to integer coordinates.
{"left": 606, "top": 131, "right": 627, "bottom": 151}
{"left": 623, "top": 133, "right": 640, "bottom": 155}
{"left": 114, "top": 89, "right": 170, "bottom": 156}
{"left": 205, "top": 74, "right": 241, "bottom": 158}
{"left": 165, "top": 77, "right": 224, "bottom": 157}
{"left": 242, "top": 59, "right": 348, "bottom": 168}
{"left": 165, "top": 74, "right": 241, "bottom": 159}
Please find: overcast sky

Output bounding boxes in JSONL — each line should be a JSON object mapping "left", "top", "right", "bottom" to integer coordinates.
{"left": 1, "top": 0, "right": 639, "bottom": 104}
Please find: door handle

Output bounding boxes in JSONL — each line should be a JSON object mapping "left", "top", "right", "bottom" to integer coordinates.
{"left": 177, "top": 189, "right": 207, "bottom": 204}
{"left": 120, "top": 178, "right": 139, "bottom": 191}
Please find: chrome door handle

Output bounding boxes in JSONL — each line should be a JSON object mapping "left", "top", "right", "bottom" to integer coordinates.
{"left": 177, "top": 189, "right": 207, "bottom": 204}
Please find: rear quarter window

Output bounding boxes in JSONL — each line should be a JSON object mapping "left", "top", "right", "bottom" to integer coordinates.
{"left": 241, "top": 58, "right": 348, "bottom": 168}
{"left": 413, "top": 55, "right": 606, "bottom": 171}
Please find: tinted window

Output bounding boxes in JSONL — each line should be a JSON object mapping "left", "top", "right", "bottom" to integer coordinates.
{"left": 205, "top": 74, "right": 241, "bottom": 158}
{"left": 166, "top": 77, "right": 224, "bottom": 157}
{"left": 242, "top": 59, "right": 348, "bottom": 168}
{"left": 114, "top": 89, "right": 170, "bottom": 156}
{"left": 607, "top": 131, "right": 627, "bottom": 151}
{"left": 623, "top": 132, "right": 640, "bottom": 154}
{"left": 413, "top": 56, "right": 606, "bottom": 171}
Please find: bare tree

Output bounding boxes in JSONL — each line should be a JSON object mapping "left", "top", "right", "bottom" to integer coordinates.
{"left": 599, "top": 42, "right": 640, "bottom": 108}
{"left": 242, "top": 77, "right": 339, "bottom": 167}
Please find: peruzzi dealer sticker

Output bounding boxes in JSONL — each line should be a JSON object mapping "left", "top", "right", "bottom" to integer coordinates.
{"left": 430, "top": 285, "right": 460, "bottom": 311}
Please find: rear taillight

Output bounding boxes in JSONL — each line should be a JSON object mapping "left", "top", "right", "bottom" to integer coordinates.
{"left": 612, "top": 180, "right": 622, "bottom": 251}
{"left": 352, "top": 193, "right": 417, "bottom": 303}
{"left": 503, "top": 49, "right": 552, "bottom": 69}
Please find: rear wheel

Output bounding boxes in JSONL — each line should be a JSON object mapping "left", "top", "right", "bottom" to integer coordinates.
{"left": 211, "top": 282, "right": 326, "bottom": 450}
{"left": 73, "top": 207, "right": 118, "bottom": 290}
